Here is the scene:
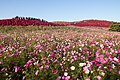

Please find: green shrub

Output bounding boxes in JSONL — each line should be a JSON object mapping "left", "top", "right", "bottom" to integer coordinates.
{"left": 109, "top": 23, "right": 120, "bottom": 32}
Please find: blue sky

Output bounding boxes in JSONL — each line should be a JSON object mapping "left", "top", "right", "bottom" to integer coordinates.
{"left": 0, "top": 0, "right": 120, "bottom": 21}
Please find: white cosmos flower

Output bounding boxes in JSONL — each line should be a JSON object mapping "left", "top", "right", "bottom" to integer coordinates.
{"left": 64, "top": 72, "right": 68, "bottom": 76}
{"left": 108, "top": 46, "right": 111, "bottom": 48}
{"left": 79, "top": 63, "right": 86, "bottom": 67}
{"left": 96, "top": 42, "right": 99, "bottom": 45}
{"left": 101, "top": 72, "right": 105, "bottom": 76}
{"left": 114, "top": 57, "right": 118, "bottom": 62}
{"left": 87, "top": 63, "right": 91, "bottom": 67}
{"left": 6, "top": 73, "right": 8, "bottom": 75}
{"left": 100, "top": 44, "right": 104, "bottom": 48}
{"left": 82, "top": 44, "right": 84, "bottom": 47}
{"left": 67, "top": 59, "right": 70, "bottom": 61}
{"left": 85, "top": 69, "right": 89, "bottom": 74}
{"left": 70, "top": 66, "right": 75, "bottom": 70}
{"left": 73, "top": 46, "right": 75, "bottom": 48}
{"left": 91, "top": 71, "right": 93, "bottom": 73}
{"left": 9, "top": 48, "right": 13, "bottom": 51}
{"left": 104, "top": 67, "right": 107, "bottom": 69}
{"left": 63, "top": 57, "right": 66, "bottom": 61}
{"left": 79, "top": 48, "right": 82, "bottom": 51}
{"left": 115, "top": 50, "right": 118, "bottom": 53}
{"left": 112, "top": 64, "right": 115, "bottom": 69}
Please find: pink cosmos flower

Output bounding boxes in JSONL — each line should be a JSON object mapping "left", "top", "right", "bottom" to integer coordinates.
{"left": 35, "top": 70, "right": 39, "bottom": 75}
{"left": 45, "top": 65, "right": 49, "bottom": 69}
{"left": 65, "top": 76, "right": 70, "bottom": 80}
{"left": 96, "top": 57, "right": 100, "bottom": 62}
{"left": 0, "top": 62, "right": 2, "bottom": 64}
{"left": 117, "top": 49, "right": 120, "bottom": 54}
{"left": 14, "top": 66, "right": 20, "bottom": 73}
{"left": 118, "top": 71, "right": 120, "bottom": 74}
{"left": 12, "top": 62, "right": 14, "bottom": 64}
{"left": 106, "top": 52, "right": 109, "bottom": 56}
{"left": 25, "top": 60, "right": 32, "bottom": 68}
{"left": 0, "top": 45, "right": 2, "bottom": 49}
{"left": 101, "top": 59, "right": 106, "bottom": 64}
{"left": 95, "top": 52, "right": 99, "bottom": 57}
{"left": 2, "top": 48, "right": 6, "bottom": 51}
{"left": 49, "top": 52, "right": 56, "bottom": 58}
{"left": 39, "top": 66, "right": 43, "bottom": 70}
{"left": 99, "top": 54, "right": 104, "bottom": 59}
{"left": 96, "top": 63, "right": 100, "bottom": 67}
{"left": 85, "top": 78, "right": 90, "bottom": 80}
{"left": 96, "top": 76, "right": 101, "bottom": 80}
{"left": 52, "top": 70, "right": 57, "bottom": 74}
{"left": 56, "top": 76, "right": 61, "bottom": 80}
{"left": 104, "top": 48, "right": 108, "bottom": 50}
{"left": 62, "top": 76, "right": 65, "bottom": 80}
{"left": 25, "top": 63, "right": 29, "bottom": 68}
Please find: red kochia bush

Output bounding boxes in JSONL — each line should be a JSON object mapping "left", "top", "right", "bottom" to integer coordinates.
{"left": 71, "top": 20, "right": 112, "bottom": 27}
{"left": 52, "top": 20, "right": 112, "bottom": 27}
{"left": 0, "top": 17, "right": 112, "bottom": 27}
{"left": 0, "top": 17, "right": 64, "bottom": 27}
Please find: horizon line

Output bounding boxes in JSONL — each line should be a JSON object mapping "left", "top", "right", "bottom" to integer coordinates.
{"left": 0, "top": 16, "right": 119, "bottom": 22}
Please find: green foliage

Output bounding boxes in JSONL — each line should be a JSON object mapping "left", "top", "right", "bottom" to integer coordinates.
{"left": 103, "top": 72, "right": 120, "bottom": 80}
{"left": 109, "top": 23, "right": 120, "bottom": 32}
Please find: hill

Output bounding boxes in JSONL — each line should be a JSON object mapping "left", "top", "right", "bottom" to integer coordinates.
{"left": 0, "top": 17, "right": 113, "bottom": 27}
{"left": 0, "top": 16, "right": 62, "bottom": 26}
{"left": 53, "top": 20, "right": 112, "bottom": 27}
{"left": 71, "top": 20, "right": 112, "bottom": 27}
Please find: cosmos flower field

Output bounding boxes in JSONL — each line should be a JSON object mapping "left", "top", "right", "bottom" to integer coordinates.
{"left": 0, "top": 26, "right": 120, "bottom": 80}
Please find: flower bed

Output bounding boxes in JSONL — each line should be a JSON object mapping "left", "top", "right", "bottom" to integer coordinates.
{"left": 0, "top": 26, "right": 120, "bottom": 80}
